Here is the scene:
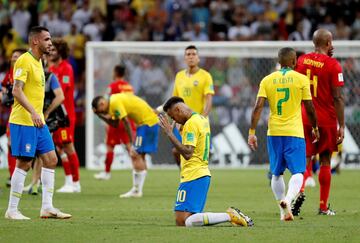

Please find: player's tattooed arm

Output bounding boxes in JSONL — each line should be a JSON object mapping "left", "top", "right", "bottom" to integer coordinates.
{"left": 12, "top": 80, "right": 43, "bottom": 127}
{"left": 202, "top": 94, "right": 213, "bottom": 117}
{"left": 248, "top": 97, "right": 266, "bottom": 151}
{"left": 303, "top": 100, "right": 320, "bottom": 142}
{"left": 122, "top": 118, "right": 133, "bottom": 144}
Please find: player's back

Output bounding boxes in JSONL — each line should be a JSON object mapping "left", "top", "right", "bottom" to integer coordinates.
{"left": 110, "top": 93, "right": 158, "bottom": 126}
{"left": 108, "top": 79, "right": 134, "bottom": 95}
{"left": 296, "top": 53, "right": 344, "bottom": 126}
{"left": 180, "top": 113, "right": 211, "bottom": 183}
{"left": 258, "top": 68, "right": 311, "bottom": 138}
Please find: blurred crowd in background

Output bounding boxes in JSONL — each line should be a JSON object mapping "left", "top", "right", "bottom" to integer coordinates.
{"left": 1, "top": 0, "right": 360, "bottom": 128}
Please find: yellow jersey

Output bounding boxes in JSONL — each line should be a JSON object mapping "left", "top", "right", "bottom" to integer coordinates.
{"left": 109, "top": 93, "right": 159, "bottom": 126}
{"left": 257, "top": 68, "right": 312, "bottom": 138}
{"left": 180, "top": 113, "right": 211, "bottom": 183}
{"left": 9, "top": 52, "right": 45, "bottom": 126}
{"left": 173, "top": 68, "right": 214, "bottom": 114}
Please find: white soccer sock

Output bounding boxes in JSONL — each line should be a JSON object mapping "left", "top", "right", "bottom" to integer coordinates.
{"left": 132, "top": 170, "right": 147, "bottom": 193}
{"left": 285, "top": 173, "right": 303, "bottom": 205}
{"left": 8, "top": 168, "right": 27, "bottom": 212}
{"left": 41, "top": 167, "right": 55, "bottom": 210}
{"left": 65, "top": 175, "right": 73, "bottom": 186}
{"left": 185, "top": 213, "right": 231, "bottom": 227}
{"left": 271, "top": 175, "right": 285, "bottom": 200}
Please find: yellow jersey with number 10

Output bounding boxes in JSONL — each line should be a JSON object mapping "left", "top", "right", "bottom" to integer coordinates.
{"left": 257, "top": 68, "right": 312, "bottom": 138}
{"left": 173, "top": 68, "right": 214, "bottom": 114}
{"left": 9, "top": 52, "right": 45, "bottom": 126}
{"left": 180, "top": 113, "right": 211, "bottom": 183}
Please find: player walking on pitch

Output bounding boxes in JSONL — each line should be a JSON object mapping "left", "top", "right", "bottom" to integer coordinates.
{"left": 293, "top": 28, "right": 345, "bottom": 216}
{"left": 5, "top": 26, "right": 71, "bottom": 220}
{"left": 248, "top": 47, "right": 319, "bottom": 221}
{"left": 159, "top": 96, "right": 253, "bottom": 227}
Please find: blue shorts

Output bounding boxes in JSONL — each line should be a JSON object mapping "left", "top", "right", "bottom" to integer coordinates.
{"left": 267, "top": 136, "right": 306, "bottom": 176}
{"left": 134, "top": 124, "right": 159, "bottom": 154}
{"left": 174, "top": 176, "right": 211, "bottom": 213}
{"left": 10, "top": 124, "right": 55, "bottom": 158}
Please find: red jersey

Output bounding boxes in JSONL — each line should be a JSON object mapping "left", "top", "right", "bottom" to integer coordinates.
{"left": 49, "top": 60, "right": 76, "bottom": 120}
{"left": 1, "top": 68, "right": 14, "bottom": 87}
{"left": 296, "top": 52, "right": 344, "bottom": 126}
{"left": 107, "top": 79, "right": 134, "bottom": 95}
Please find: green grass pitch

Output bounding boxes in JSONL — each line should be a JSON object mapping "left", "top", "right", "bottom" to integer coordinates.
{"left": 0, "top": 168, "right": 359, "bottom": 243}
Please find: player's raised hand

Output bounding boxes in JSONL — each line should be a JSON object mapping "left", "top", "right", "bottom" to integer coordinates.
{"left": 158, "top": 113, "right": 172, "bottom": 136}
{"left": 248, "top": 134, "right": 258, "bottom": 151}
{"left": 31, "top": 112, "right": 44, "bottom": 127}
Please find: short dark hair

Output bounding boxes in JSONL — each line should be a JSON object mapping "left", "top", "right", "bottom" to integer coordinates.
{"left": 29, "top": 26, "right": 49, "bottom": 39}
{"left": 185, "top": 45, "right": 198, "bottom": 52}
{"left": 92, "top": 96, "right": 104, "bottom": 110}
{"left": 163, "top": 96, "right": 184, "bottom": 112}
{"left": 114, "top": 65, "right": 126, "bottom": 77}
{"left": 278, "top": 47, "right": 296, "bottom": 65}
{"left": 52, "top": 38, "right": 69, "bottom": 60}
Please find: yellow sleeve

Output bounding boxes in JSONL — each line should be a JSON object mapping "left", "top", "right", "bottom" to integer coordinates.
{"left": 110, "top": 98, "right": 127, "bottom": 120}
{"left": 172, "top": 76, "right": 179, "bottom": 96}
{"left": 302, "top": 76, "right": 312, "bottom": 100}
{"left": 204, "top": 72, "right": 215, "bottom": 95}
{"left": 182, "top": 120, "right": 198, "bottom": 147}
{"left": 257, "top": 79, "right": 267, "bottom": 98}
{"left": 13, "top": 56, "right": 30, "bottom": 83}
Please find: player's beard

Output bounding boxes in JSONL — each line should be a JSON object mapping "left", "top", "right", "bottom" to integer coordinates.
{"left": 40, "top": 45, "right": 50, "bottom": 55}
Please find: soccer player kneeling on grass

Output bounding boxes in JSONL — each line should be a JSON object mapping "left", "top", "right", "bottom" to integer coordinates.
{"left": 248, "top": 47, "right": 319, "bottom": 221}
{"left": 159, "top": 97, "right": 253, "bottom": 227}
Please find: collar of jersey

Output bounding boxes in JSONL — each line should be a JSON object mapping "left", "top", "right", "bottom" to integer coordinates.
{"left": 279, "top": 67, "right": 292, "bottom": 75}
{"left": 28, "top": 50, "right": 40, "bottom": 61}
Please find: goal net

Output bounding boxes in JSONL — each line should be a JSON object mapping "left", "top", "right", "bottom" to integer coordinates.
{"left": 85, "top": 41, "right": 360, "bottom": 170}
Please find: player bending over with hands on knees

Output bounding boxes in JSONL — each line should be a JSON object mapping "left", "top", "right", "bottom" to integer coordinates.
{"left": 248, "top": 47, "right": 319, "bottom": 221}
{"left": 159, "top": 96, "right": 253, "bottom": 227}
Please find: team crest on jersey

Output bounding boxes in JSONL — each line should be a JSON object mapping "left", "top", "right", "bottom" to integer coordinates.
{"left": 186, "top": 132, "right": 194, "bottom": 142}
{"left": 338, "top": 73, "right": 344, "bottom": 82}
{"left": 63, "top": 76, "right": 70, "bottom": 84}
{"left": 114, "top": 110, "right": 121, "bottom": 119}
{"left": 25, "top": 143, "right": 31, "bottom": 153}
{"left": 193, "top": 80, "right": 198, "bottom": 86}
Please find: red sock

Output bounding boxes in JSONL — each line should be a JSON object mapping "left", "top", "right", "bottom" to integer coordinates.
{"left": 300, "top": 160, "right": 313, "bottom": 192}
{"left": 105, "top": 151, "right": 114, "bottom": 173}
{"left": 68, "top": 152, "right": 80, "bottom": 182}
{"left": 61, "top": 155, "right": 72, "bottom": 176}
{"left": 8, "top": 146, "right": 16, "bottom": 177}
{"left": 318, "top": 165, "right": 331, "bottom": 211}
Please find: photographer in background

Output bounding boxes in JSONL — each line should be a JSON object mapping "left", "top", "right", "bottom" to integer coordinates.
{"left": 1, "top": 48, "right": 27, "bottom": 187}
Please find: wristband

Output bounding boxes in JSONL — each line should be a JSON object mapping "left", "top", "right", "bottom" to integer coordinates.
{"left": 249, "top": 128, "right": 256, "bottom": 135}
